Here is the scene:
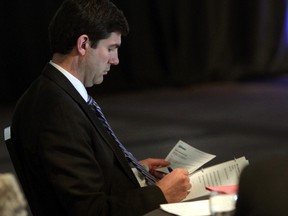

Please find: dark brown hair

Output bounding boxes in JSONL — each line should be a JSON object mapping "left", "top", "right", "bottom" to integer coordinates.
{"left": 49, "top": 0, "right": 129, "bottom": 54}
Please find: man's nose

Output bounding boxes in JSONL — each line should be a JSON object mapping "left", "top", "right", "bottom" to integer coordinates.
{"left": 109, "top": 55, "right": 119, "bottom": 65}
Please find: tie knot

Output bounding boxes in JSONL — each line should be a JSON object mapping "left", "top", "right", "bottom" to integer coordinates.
{"left": 87, "top": 95, "right": 94, "bottom": 106}
{"left": 87, "top": 95, "right": 101, "bottom": 111}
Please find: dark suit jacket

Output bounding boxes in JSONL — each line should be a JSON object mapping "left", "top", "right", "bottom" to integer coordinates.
{"left": 235, "top": 155, "right": 288, "bottom": 216}
{"left": 11, "top": 64, "right": 166, "bottom": 216}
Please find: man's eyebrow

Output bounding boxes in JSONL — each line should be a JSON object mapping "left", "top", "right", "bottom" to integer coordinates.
{"left": 109, "top": 43, "right": 120, "bottom": 48}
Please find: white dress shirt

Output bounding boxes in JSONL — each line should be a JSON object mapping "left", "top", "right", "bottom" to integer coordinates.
{"left": 49, "top": 61, "right": 88, "bottom": 102}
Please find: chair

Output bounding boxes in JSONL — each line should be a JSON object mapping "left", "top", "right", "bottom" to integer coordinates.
{"left": 4, "top": 126, "right": 35, "bottom": 216}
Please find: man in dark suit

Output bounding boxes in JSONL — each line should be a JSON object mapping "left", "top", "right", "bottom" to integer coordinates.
{"left": 10, "top": 0, "right": 191, "bottom": 215}
{"left": 235, "top": 155, "right": 288, "bottom": 216}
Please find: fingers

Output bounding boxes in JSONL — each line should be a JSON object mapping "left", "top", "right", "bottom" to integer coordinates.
{"left": 149, "top": 158, "right": 170, "bottom": 167}
{"left": 140, "top": 158, "right": 170, "bottom": 170}
{"left": 151, "top": 171, "right": 166, "bottom": 179}
{"left": 156, "top": 168, "right": 192, "bottom": 203}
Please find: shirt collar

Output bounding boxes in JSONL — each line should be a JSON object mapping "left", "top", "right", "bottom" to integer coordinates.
{"left": 49, "top": 61, "right": 88, "bottom": 102}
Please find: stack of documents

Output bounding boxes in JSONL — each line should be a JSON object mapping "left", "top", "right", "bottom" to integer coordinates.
{"left": 157, "top": 140, "right": 249, "bottom": 201}
{"left": 157, "top": 140, "right": 249, "bottom": 215}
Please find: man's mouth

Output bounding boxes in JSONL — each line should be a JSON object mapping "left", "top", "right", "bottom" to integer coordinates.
{"left": 104, "top": 69, "right": 110, "bottom": 74}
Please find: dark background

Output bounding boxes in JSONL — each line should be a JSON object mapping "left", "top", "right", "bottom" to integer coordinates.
{"left": 1, "top": 0, "right": 288, "bottom": 102}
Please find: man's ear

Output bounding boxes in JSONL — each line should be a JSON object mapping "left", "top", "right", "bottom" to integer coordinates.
{"left": 77, "top": 35, "right": 89, "bottom": 55}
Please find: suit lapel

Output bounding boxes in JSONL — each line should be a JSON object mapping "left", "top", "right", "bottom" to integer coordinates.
{"left": 81, "top": 104, "right": 140, "bottom": 186}
{"left": 42, "top": 64, "right": 140, "bottom": 186}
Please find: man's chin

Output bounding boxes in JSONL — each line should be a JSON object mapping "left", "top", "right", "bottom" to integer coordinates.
{"left": 94, "top": 78, "right": 104, "bottom": 85}
{"left": 84, "top": 78, "right": 104, "bottom": 87}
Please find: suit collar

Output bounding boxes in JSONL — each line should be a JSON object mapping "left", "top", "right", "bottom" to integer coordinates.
{"left": 49, "top": 61, "right": 88, "bottom": 102}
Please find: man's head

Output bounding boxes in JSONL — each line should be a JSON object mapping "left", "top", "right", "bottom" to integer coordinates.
{"left": 49, "top": 0, "right": 129, "bottom": 87}
{"left": 49, "top": 0, "right": 129, "bottom": 55}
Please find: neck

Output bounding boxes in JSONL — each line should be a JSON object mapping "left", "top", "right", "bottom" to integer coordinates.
{"left": 52, "top": 52, "right": 82, "bottom": 82}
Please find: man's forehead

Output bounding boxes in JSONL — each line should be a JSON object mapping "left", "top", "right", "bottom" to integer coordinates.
{"left": 104, "top": 32, "right": 122, "bottom": 44}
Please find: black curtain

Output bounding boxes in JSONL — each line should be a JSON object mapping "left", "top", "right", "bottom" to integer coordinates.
{"left": 0, "top": 0, "right": 63, "bottom": 102}
{"left": 1, "top": 0, "right": 288, "bottom": 102}
{"left": 111, "top": 0, "right": 287, "bottom": 87}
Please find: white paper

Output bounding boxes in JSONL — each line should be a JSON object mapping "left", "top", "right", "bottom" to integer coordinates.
{"left": 160, "top": 195, "right": 237, "bottom": 216}
{"left": 160, "top": 199, "right": 210, "bottom": 216}
{"left": 184, "top": 156, "right": 249, "bottom": 201}
{"left": 157, "top": 140, "right": 216, "bottom": 174}
{"left": 210, "top": 194, "right": 237, "bottom": 213}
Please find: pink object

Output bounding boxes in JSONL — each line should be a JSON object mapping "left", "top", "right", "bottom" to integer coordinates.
{"left": 205, "top": 185, "right": 239, "bottom": 194}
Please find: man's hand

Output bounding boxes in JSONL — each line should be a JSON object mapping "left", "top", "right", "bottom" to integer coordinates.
{"left": 140, "top": 158, "right": 170, "bottom": 179}
{"left": 156, "top": 168, "right": 191, "bottom": 203}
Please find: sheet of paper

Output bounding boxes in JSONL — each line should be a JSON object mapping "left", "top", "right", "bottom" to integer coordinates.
{"left": 184, "top": 156, "right": 249, "bottom": 201}
{"left": 157, "top": 140, "right": 216, "bottom": 174}
{"left": 160, "top": 199, "right": 210, "bottom": 216}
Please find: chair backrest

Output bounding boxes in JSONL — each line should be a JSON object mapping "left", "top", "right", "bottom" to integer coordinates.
{"left": 4, "top": 126, "right": 36, "bottom": 216}
{"left": 4, "top": 126, "right": 11, "bottom": 143}
{"left": 4, "top": 127, "right": 26, "bottom": 188}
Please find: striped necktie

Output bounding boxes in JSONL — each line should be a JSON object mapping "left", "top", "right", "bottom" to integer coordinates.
{"left": 87, "top": 95, "right": 157, "bottom": 185}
